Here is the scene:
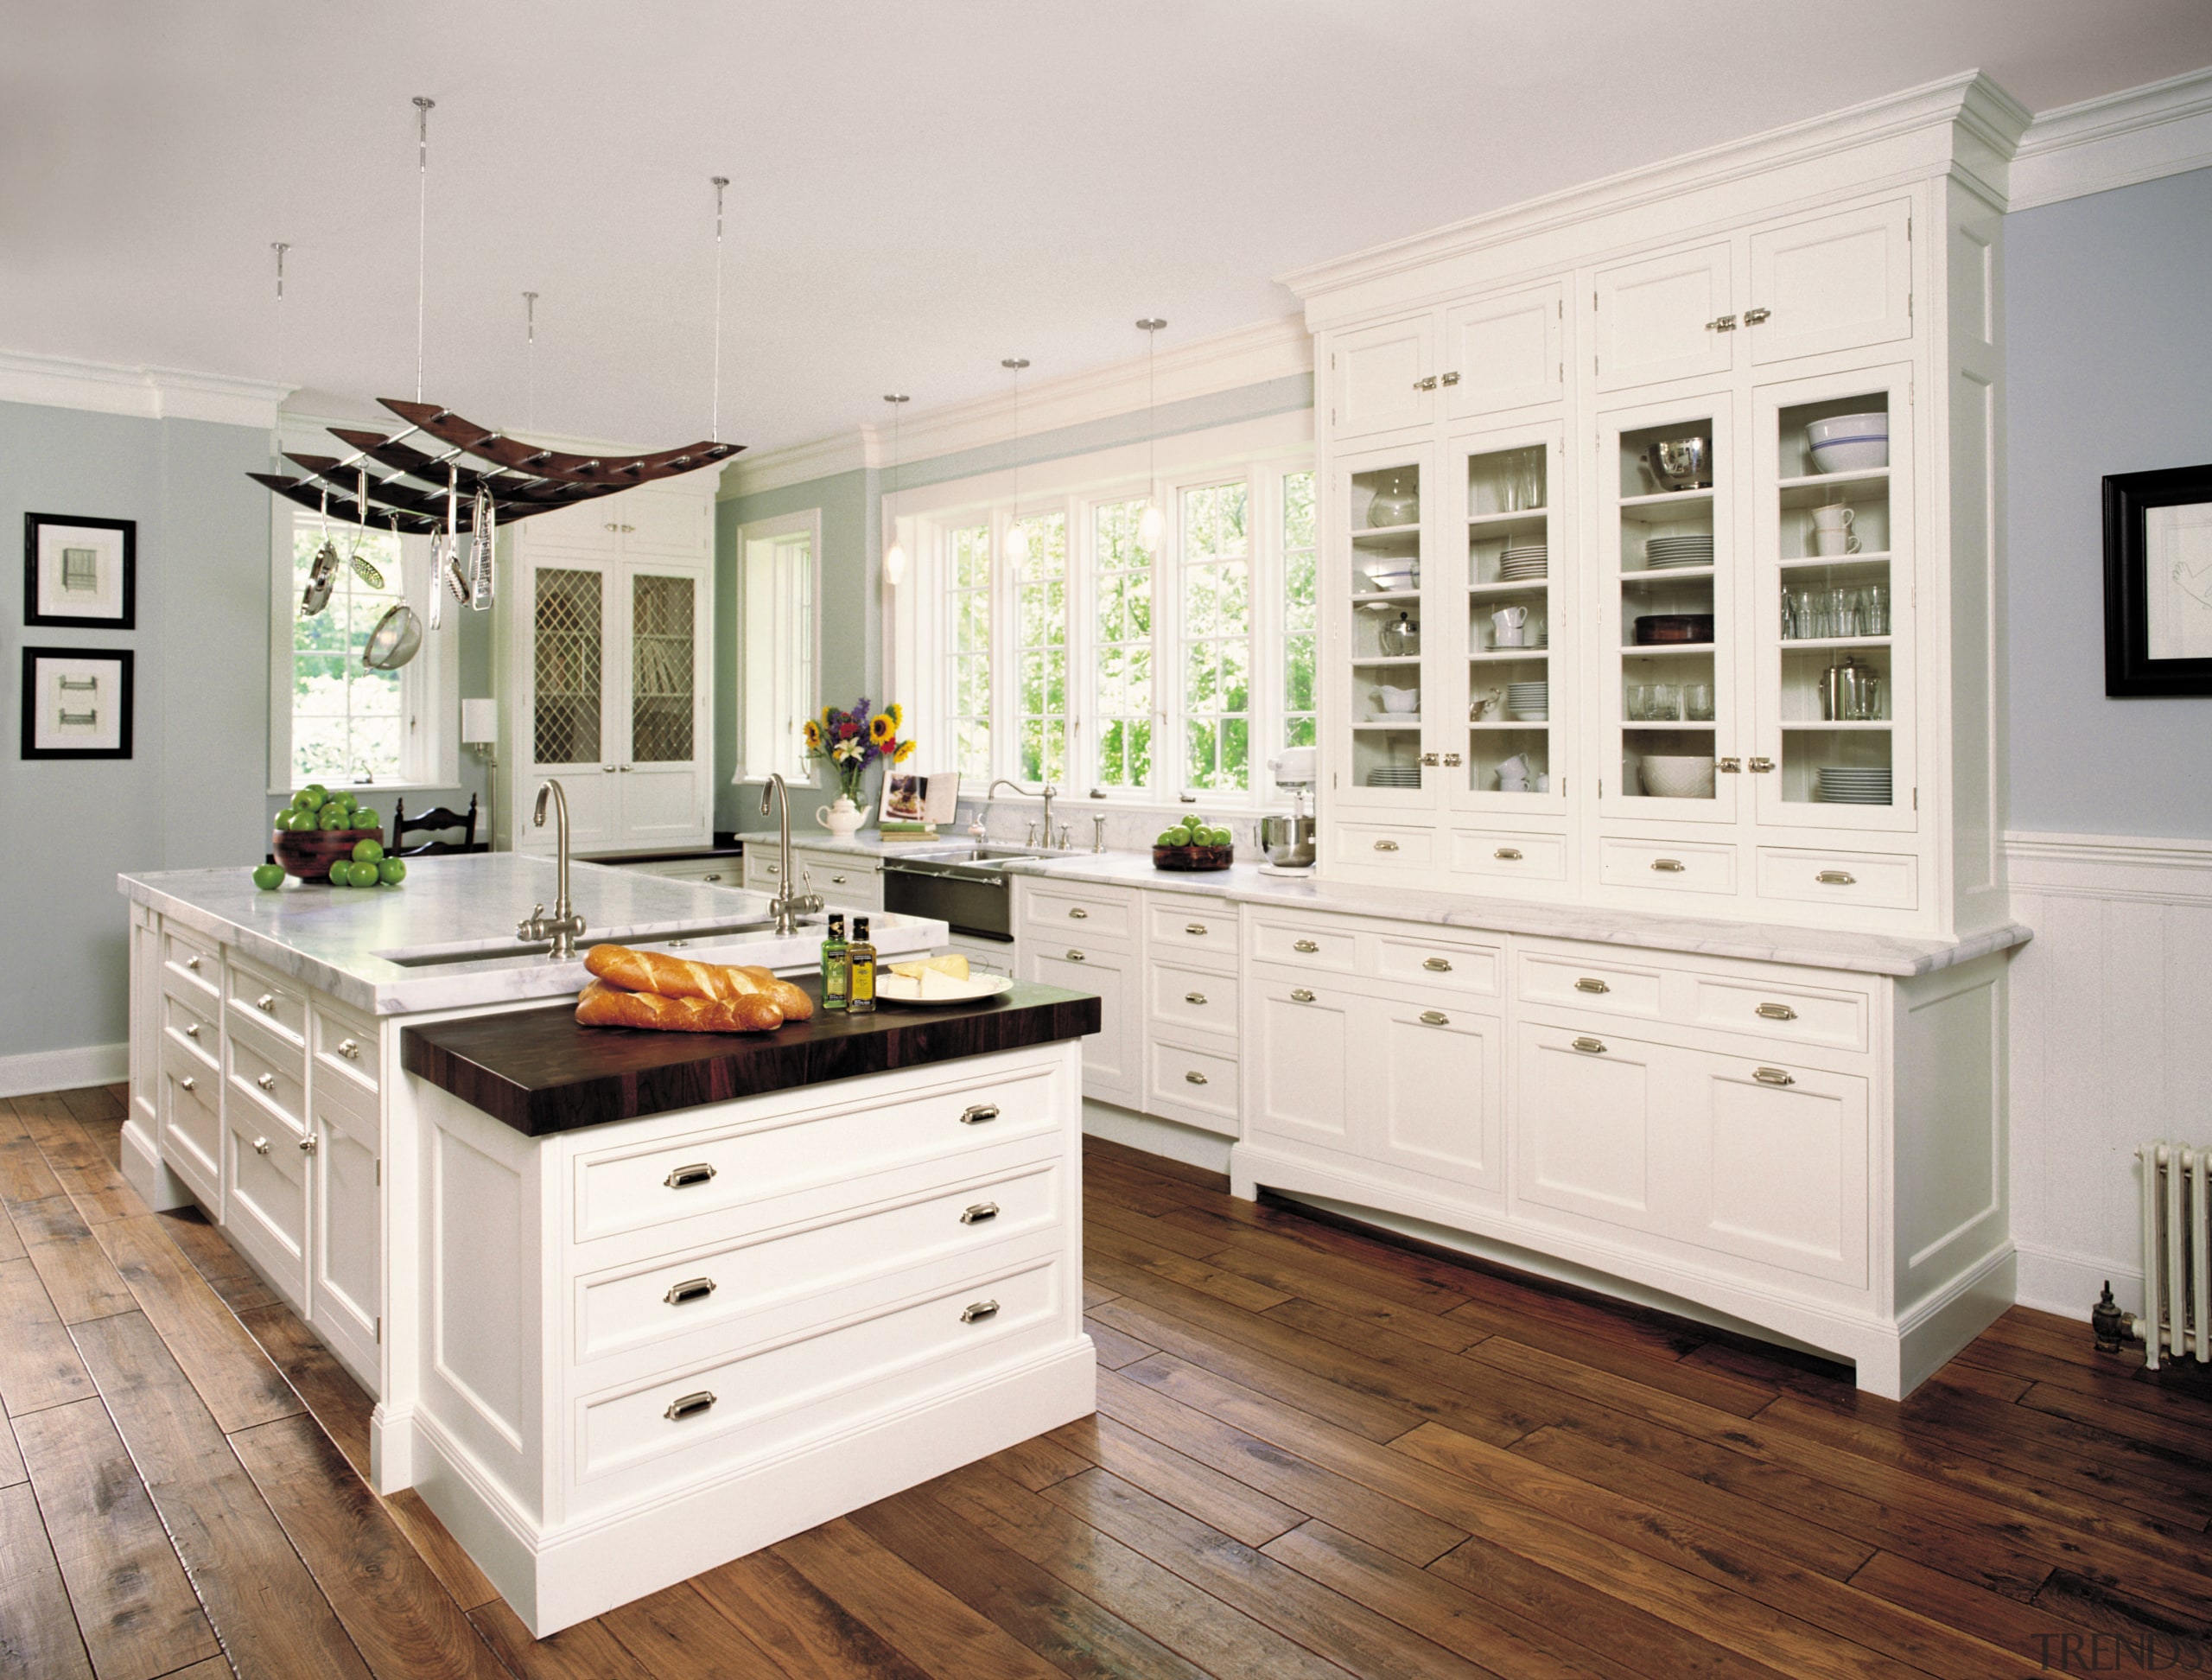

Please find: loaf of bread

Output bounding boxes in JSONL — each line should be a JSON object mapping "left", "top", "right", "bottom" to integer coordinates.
{"left": 575, "top": 979, "right": 785, "bottom": 1034}
{"left": 584, "top": 945, "right": 814, "bottom": 1022}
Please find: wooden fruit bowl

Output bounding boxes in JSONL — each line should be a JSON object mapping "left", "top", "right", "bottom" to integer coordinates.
{"left": 1152, "top": 843, "right": 1234, "bottom": 873}
{"left": 272, "top": 827, "right": 385, "bottom": 881}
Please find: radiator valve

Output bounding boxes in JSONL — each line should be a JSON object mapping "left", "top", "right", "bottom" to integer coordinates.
{"left": 2091, "top": 1280, "right": 2139, "bottom": 1354}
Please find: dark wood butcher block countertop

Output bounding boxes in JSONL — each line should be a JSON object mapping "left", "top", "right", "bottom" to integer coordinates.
{"left": 399, "top": 977, "right": 1100, "bottom": 1137}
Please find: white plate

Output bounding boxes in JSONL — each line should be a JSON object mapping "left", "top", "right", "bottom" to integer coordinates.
{"left": 874, "top": 972, "right": 1017, "bottom": 1007}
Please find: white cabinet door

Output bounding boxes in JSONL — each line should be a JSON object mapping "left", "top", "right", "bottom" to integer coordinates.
{"left": 619, "top": 564, "right": 709, "bottom": 845}
{"left": 1747, "top": 200, "right": 1912, "bottom": 367}
{"left": 1592, "top": 243, "right": 1734, "bottom": 393}
{"left": 520, "top": 498, "right": 623, "bottom": 557}
{"left": 1246, "top": 975, "right": 1354, "bottom": 1150}
{"left": 1330, "top": 315, "right": 1436, "bottom": 439}
{"left": 616, "top": 487, "right": 712, "bottom": 559}
{"left": 1025, "top": 944, "right": 1137, "bottom": 1107}
{"left": 1681, "top": 1053, "right": 1869, "bottom": 1287}
{"left": 1444, "top": 283, "right": 1565, "bottom": 418}
{"left": 158, "top": 1047, "right": 221, "bottom": 1209}
{"left": 309, "top": 1079, "right": 381, "bottom": 1372}
{"left": 1514, "top": 1022, "right": 1668, "bottom": 1235}
{"left": 226, "top": 1102, "right": 309, "bottom": 1308}
{"left": 1355, "top": 996, "right": 1503, "bottom": 1193}
{"left": 521, "top": 557, "right": 622, "bottom": 848}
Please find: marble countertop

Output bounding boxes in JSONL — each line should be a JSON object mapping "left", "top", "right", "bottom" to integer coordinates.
{"left": 120, "top": 855, "right": 945, "bottom": 1017}
{"left": 987, "top": 851, "right": 2031, "bottom": 977}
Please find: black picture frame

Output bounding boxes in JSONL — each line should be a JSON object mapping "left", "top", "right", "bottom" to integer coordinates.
{"left": 20, "top": 646, "right": 135, "bottom": 760}
{"left": 23, "top": 512, "right": 137, "bottom": 629}
{"left": 2103, "top": 462, "right": 2212, "bottom": 697}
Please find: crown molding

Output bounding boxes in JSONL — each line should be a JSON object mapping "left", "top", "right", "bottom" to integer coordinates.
{"left": 1281, "top": 71, "right": 2027, "bottom": 306}
{"left": 2008, "top": 64, "right": 2212, "bottom": 213}
{"left": 0, "top": 348, "right": 291, "bottom": 429}
{"left": 722, "top": 315, "right": 1313, "bottom": 499}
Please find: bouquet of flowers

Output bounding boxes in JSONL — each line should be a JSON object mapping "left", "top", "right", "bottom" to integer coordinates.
{"left": 804, "top": 697, "right": 915, "bottom": 803}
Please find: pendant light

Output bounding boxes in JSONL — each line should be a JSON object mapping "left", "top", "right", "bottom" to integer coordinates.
{"left": 1135, "top": 318, "right": 1166, "bottom": 550}
{"left": 1001, "top": 357, "right": 1030, "bottom": 572}
{"left": 882, "top": 393, "right": 910, "bottom": 586}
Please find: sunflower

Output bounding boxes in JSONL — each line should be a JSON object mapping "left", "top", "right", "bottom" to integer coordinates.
{"left": 802, "top": 719, "right": 823, "bottom": 752}
{"left": 886, "top": 702, "right": 904, "bottom": 730}
{"left": 868, "top": 712, "right": 894, "bottom": 746}
{"left": 893, "top": 738, "right": 918, "bottom": 764}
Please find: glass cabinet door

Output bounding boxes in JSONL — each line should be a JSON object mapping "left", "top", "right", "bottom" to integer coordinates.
{"left": 531, "top": 561, "right": 612, "bottom": 770}
{"left": 1454, "top": 424, "right": 1567, "bottom": 812}
{"left": 1597, "top": 398, "right": 1738, "bottom": 823}
{"left": 1333, "top": 445, "right": 1434, "bottom": 809}
{"left": 1752, "top": 368, "right": 1914, "bottom": 831}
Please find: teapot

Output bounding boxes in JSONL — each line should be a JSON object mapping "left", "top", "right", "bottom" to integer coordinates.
{"left": 1378, "top": 610, "right": 1420, "bottom": 657}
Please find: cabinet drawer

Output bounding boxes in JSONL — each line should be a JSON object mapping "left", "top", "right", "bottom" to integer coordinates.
{"left": 1516, "top": 951, "right": 1667, "bottom": 1020}
{"left": 157, "top": 1039, "right": 220, "bottom": 1204}
{"left": 1020, "top": 882, "right": 1135, "bottom": 945}
{"left": 573, "top": 1067, "right": 1059, "bottom": 1244}
{"left": 1334, "top": 822, "right": 1433, "bottom": 869}
{"left": 575, "top": 1158, "right": 1064, "bottom": 1364}
{"left": 162, "top": 924, "right": 220, "bottom": 997}
{"left": 1249, "top": 916, "right": 1358, "bottom": 975}
{"left": 580, "top": 1250, "right": 1067, "bottom": 1484}
{"left": 1146, "top": 897, "right": 1240, "bottom": 962}
{"left": 161, "top": 981, "right": 219, "bottom": 1070}
{"left": 1755, "top": 847, "right": 1917, "bottom": 913}
{"left": 227, "top": 1025, "right": 307, "bottom": 1132}
{"left": 1599, "top": 837, "right": 1738, "bottom": 895}
{"left": 312, "top": 1001, "right": 378, "bottom": 1095}
{"left": 744, "top": 855, "right": 785, "bottom": 890}
{"left": 226, "top": 956, "right": 308, "bottom": 1046}
{"left": 1147, "top": 960, "right": 1240, "bottom": 1036}
{"left": 1143, "top": 1040, "right": 1241, "bottom": 1134}
{"left": 799, "top": 855, "right": 883, "bottom": 907}
{"left": 630, "top": 857, "right": 742, "bottom": 884}
{"left": 1375, "top": 931, "right": 1501, "bottom": 997}
{"left": 1449, "top": 829, "right": 1567, "bottom": 881}
{"left": 1687, "top": 976, "right": 1869, "bottom": 1054}
{"left": 225, "top": 1101, "right": 308, "bottom": 1301}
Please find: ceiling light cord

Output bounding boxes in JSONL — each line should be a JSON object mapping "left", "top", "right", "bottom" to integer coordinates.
{"left": 270, "top": 241, "right": 289, "bottom": 470}
{"left": 413, "top": 96, "right": 434, "bottom": 404}
{"left": 524, "top": 290, "right": 538, "bottom": 434}
{"left": 883, "top": 393, "right": 910, "bottom": 586}
{"left": 1137, "top": 318, "right": 1166, "bottom": 550}
{"left": 710, "top": 176, "right": 729, "bottom": 444}
{"left": 1001, "top": 358, "right": 1031, "bottom": 570}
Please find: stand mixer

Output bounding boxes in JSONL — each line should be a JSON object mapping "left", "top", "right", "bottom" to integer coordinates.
{"left": 1259, "top": 747, "right": 1318, "bottom": 876}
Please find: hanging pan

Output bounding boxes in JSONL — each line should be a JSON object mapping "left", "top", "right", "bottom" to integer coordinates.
{"left": 362, "top": 512, "right": 423, "bottom": 671}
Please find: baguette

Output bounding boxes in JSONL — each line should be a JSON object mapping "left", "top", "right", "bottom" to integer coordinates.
{"left": 575, "top": 978, "right": 785, "bottom": 1034}
{"left": 583, "top": 945, "right": 814, "bottom": 1022}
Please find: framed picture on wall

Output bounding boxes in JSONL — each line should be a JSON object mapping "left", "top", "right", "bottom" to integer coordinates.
{"left": 2105, "top": 462, "right": 2212, "bottom": 697}
{"left": 20, "top": 647, "right": 135, "bottom": 760}
{"left": 23, "top": 513, "right": 137, "bottom": 629}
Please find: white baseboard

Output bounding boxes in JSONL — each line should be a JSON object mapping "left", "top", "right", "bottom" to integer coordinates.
{"left": 2015, "top": 1239, "right": 2137, "bottom": 1322}
{"left": 0, "top": 1040, "right": 126, "bottom": 1101}
{"left": 1082, "top": 1101, "right": 1234, "bottom": 1176}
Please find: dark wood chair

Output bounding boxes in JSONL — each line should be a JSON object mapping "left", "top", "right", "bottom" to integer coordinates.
{"left": 390, "top": 793, "right": 481, "bottom": 856}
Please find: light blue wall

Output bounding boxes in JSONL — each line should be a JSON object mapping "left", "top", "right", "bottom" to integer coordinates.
{"left": 2005, "top": 166, "right": 2212, "bottom": 840}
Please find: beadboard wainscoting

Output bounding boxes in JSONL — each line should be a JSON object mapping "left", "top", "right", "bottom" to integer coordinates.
{"left": 2005, "top": 830, "right": 2212, "bottom": 1321}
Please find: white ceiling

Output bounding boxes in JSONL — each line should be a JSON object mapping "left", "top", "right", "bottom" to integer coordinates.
{"left": 5, "top": 2, "right": 2209, "bottom": 455}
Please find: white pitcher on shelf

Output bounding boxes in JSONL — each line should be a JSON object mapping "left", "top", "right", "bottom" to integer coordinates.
{"left": 1491, "top": 604, "right": 1529, "bottom": 648}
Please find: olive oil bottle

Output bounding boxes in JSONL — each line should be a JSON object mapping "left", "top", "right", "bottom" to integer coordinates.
{"left": 847, "top": 916, "right": 878, "bottom": 1014}
{"left": 819, "top": 913, "right": 849, "bottom": 1012}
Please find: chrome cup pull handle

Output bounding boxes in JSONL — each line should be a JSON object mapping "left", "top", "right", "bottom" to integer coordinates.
{"left": 1815, "top": 869, "right": 1856, "bottom": 886}
{"left": 664, "top": 1390, "right": 716, "bottom": 1422}
{"left": 960, "top": 1202, "right": 1000, "bottom": 1225}
{"left": 664, "top": 1277, "right": 717, "bottom": 1307}
{"left": 1185, "top": 922, "right": 1207, "bottom": 935}
{"left": 664, "top": 1162, "right": 717, "bottom": 1189}
{"left": 1185, "top": 1070, "right": 1209, "bottom": 1085}
{"left": 1184, "top": 991, "right": 1207, "bottom": 1006}
{"left": 1419, "top": 1011, "right": 1450, "bottom": 1027}
{"left": 1289, "top": 988, "right": 1315, "bottom": 1003}
{"left": 961, "top": 1299, "right": 1001, "bottom": 1324}
{"left": 1649, "top": 859, "right": 1686, "bottom": 874}
{"left": 1755, "top": 1002, "right": 1798, "bottom": 1021}
{"left": 1753, "top": 1066, "right": 1796, "bottom": 1087}
{"left": 1493, "top": 848, "right": 1522, "bottom": 861}
{"left": 1422, "top": 958, "right": 1452, "bottom": 972}
{"left": 959, "top": 1104, "right": 1000, "bottom": 1126}
{"left": 256, "top": 993, "right": 277, "bottom": 1012}
{"left": 1574, "top": 977, "right": 1611, "bottom": 994}
{"left": 1292, "top": 939, "right": 1319, "bottom": 954}
{"left": 1571, "top": 1037, "right": 1607, "bottom": 1055}
{"left": 1068, "top": 907, "right": 1089, "bottom": 920}
{"left": 1065, "top": 949, "right": 1086, "bottom": 963}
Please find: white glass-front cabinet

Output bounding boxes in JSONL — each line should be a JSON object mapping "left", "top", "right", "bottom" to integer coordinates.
{"left": 1332, "top": 442, "right": 1435, "bottom": 813}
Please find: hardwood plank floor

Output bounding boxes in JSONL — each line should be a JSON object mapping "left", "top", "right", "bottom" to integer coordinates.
{"left": 3, "top": 1091, "right": 2208, "bottom": 1679}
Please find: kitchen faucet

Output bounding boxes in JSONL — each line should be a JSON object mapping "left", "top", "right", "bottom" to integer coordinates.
{"left": 971, "top": 778, "right": 1065, "bottom": 849}
{"left": 518, "top": 779, "right": 588, "bottom": 958}
{"left": 759, "top": 773, "right": 824, "bottom": 935}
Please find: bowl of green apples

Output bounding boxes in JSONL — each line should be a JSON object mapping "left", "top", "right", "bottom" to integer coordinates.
{"left": 1152, "top": 816, "right": 1235, "bottom": 872}
{"left": 269, "top": 785, "right": 404, "bottom": 888}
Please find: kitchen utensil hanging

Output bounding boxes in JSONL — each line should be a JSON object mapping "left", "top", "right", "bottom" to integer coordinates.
{"left": 467, "top": 484, "right": 495, "bottom": 608}
{"left": 362, "top": 512, "right": 423, "bottom": 671}
{"left": 301, "top": 487, "right": 340, "bottom": 617}
{"left": 345, "top": 468, "right": 385, "bottom": 589}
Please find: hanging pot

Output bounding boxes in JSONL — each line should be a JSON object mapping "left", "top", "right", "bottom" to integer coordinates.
{"left": 362, "top": 602, "right": 423, "bottom": 670}
{"left": 300, "top": 538, "right": 341, "bottom": 617}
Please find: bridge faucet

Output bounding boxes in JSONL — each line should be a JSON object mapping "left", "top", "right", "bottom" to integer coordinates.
{"left": 517, "top": 779, "right": 588, "bottom": 959}
{"left": 759, "top": 773, "right": 823, "bottom": 936}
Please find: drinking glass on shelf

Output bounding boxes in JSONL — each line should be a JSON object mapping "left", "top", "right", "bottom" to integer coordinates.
{"left": 1685, "top": 683, "right": 1714, "bottom": 721}
{"left": 1626, "top": 683, "right": 1649, "bottom": 721}
{"left": 1831, "top": 588, "right": 1859, "bottom": 638}
{"left": 1866, "top": 583, "right": 1890, "bottom": 636}
{"left": 1652, "top": 683, "right": 1681, "bottom": 721}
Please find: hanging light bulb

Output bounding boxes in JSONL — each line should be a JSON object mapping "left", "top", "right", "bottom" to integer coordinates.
{"left": 1001, "top": 357, "right": 1030, "bottom": 574}
{"left": 882, "top": 393, "right": 910, "bottom": 586}
{"left": 1136, "top": 318, "right": 1166, "bottom": 550}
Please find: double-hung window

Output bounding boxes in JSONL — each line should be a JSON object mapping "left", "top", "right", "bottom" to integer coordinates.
{"left": 1179, "top": 481, "right": 1252, "bottom": 792}
{"left": 1091, "top": 499, "right": 1154, "bottom": 790}
{"left": 1281, "top": 469, "right": 1319, "bottom": 748}
{"left": 946, "top": 523, "right": 992, "bottom": 782}
{"left": 1012, "top": 512, "right": 1069, "bottom": 782}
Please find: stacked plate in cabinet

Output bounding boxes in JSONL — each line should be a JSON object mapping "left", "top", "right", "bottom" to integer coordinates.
{"left": 1643, "top": 535, "right": 1713, "bottom": 570}
{"left": 1815, "top": 767, "right": 1892, "bottom": 805}
{"left": 1505, "top": 681, "right": 1549, "bottom": 722}
{"left": 1366, "top": 767, "right": 1422, "bottom": 788}
{"left": 1498, "top": 544, "right": 1548, "bottom": 582}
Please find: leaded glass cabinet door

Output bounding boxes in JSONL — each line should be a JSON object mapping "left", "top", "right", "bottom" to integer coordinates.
{"left": 524, "top": 557, "right": 620, "bottom": 846}
{"left": 620, "top": 563, "right": 709, "bottom": 842}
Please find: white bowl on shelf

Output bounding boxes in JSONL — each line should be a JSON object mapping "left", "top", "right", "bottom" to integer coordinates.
{"left": 1807, "top": 413, "right": 1889, "bottom": 474}
{"left": 1641, "top": 755, "right": 1716, "bottom": 798}
{"left": 1359, "top": 560, "right": 1420, "bottom": 591}
{"left": 1374, "top": 684, "right": 1421, "bottom": 713}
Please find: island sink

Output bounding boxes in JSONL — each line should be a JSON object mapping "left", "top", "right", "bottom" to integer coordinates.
{"left": 374, "top": 917, "right": 788, "bottom": 968}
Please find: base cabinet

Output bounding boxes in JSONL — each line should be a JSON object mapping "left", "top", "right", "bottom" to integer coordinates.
{"left": 1025, "top": 944, "right": 1138, "bottom": 1105}
{"left": 1365, "top": 996, "right": 1503, "bottom": 1194}
{"left": 1247, "top": 974, "right": 1356, "bottom": 1151}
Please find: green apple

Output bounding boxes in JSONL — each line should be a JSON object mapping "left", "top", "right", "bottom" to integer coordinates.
{"left": 330, "top": 790, "right": 358, "bottom": 811}
{"left": 356, "top": 859, "right": 385, "bottom": 886}
{"left": 378, "top": 857, "right": 407, "bottom": 886}
{"left": 352, "top": 807, "right": 380, "bottom": 830}
{"left": 319, "top": 806, "right": 349, "bottom": 830}
{"left": 296, "top": 786, "right": 327, "bottom": 811}
{"left": 1154, "top": 830, "right": 1181, "bottom": 847}
{"left": 251, "top": 862, "right": 285, "bottom": 890}
{"left": 352, "top": 837, "right": 385, "bottom": 863}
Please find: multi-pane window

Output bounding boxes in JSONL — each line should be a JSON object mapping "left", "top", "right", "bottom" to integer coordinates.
{"left": 291, "top": 517, "right": 406, "bottom": 783}
{"left": 1180, "top": 481, "right": 1251, "bottom": 792}
{"left": 736, "top": 522, "right": 814, "bottom": 780}
{"left": 1092, "top": 499, "right": 1154, "bottom": 790}
{"left": 1281, "top": 470, "right": 1318, "bottom": 748}
{"left": 1013, "top": 511, "right": 1069, "bottom": 783}
{"left": 946, "top": 524, "right": 992, "bottom": 782}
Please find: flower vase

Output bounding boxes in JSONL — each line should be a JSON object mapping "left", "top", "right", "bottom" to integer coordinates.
{"left": 814, "top": 794, "right": 865, "bottom": 839}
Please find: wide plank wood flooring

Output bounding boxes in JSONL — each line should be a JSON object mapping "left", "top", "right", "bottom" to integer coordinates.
{"left": 2, "top": 1084, "right": 2207, "bottom": 1679}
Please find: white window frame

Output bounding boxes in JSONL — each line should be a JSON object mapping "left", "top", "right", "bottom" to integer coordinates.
{"left": 731, "top": 507, "right": 822, "bottom": 784}
{"left": 265, "top": 500, "right": 458, "bottom": 794}
{"left": 890, "top": 410, "right": 1313, "bottom": 812}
